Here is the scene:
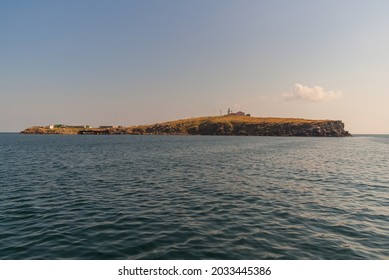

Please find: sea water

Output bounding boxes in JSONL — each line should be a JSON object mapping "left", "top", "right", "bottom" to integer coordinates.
{"left": 0, "top": 134, "right": 388, "bottom": 259}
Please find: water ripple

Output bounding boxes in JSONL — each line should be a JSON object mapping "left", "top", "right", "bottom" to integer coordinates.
{"left": 0, "top": 134, "right": 388, "bottom": 259}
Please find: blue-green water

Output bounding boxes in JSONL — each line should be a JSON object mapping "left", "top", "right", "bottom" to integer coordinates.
{"left": 0, "top": 134, "right": 388, "bottom": 259}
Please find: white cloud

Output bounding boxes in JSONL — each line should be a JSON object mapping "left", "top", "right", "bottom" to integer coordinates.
{"left": 283, "top": 83, "right": 343, "bottom": 102}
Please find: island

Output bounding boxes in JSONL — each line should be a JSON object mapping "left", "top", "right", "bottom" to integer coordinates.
{"left": 21, "top": 115, "right": 351, "bottom": 136}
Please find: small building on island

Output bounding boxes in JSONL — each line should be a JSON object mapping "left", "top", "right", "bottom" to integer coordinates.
{"left": 226, "top": 108, "right": 250, "bottom": 116}
{"left": 233, "top": 111, "right": 246, "bottom": 116}
{"left": 48, "top": 124, "right": 91, "bottom": 129}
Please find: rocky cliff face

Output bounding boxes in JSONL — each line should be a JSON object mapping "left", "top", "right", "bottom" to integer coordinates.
{"left": 128, "top": 120, "right": 351, "bottom": 137}
{"left": 200, "top": 120, "right": 350, "bottom": 136}
{"left": 21, "top": 127, "right": 82, "bottom": 134}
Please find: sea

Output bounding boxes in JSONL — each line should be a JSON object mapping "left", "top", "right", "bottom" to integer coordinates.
{"left": 0, "top": 133, "right": 388, "bottom": 259}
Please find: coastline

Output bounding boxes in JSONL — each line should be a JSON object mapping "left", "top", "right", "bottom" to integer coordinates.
{"left": 20, "top": 115, "right": 351, "bottom": 137}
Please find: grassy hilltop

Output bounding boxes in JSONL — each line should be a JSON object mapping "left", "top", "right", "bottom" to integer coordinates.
{"left": 147, "top": 115, "right": 330, "bottom": 127}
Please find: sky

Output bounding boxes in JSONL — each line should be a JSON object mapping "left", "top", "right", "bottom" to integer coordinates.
{"left": 1, "top": 0, "right": 389, "bottom": 133}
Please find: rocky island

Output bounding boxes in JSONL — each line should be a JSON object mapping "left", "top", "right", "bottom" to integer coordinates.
{"left": 21, "top": 115, "right": 351, "bottom": 136}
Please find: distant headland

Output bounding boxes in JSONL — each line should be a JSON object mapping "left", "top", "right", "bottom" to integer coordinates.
{"left": 21, "top": 113, "right": 351, "bottom": 137}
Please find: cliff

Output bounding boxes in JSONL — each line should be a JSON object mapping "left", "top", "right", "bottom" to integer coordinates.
{"left": 21, "top": 115, "right": 351, "bottom": 136}
{"left": 21, "top": 126, "right": 83, "bottom": 135}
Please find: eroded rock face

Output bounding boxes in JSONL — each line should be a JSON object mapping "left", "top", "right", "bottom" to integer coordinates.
{"left": 185, "top": 120, "right": 350, "bottom": 137}
{"left": 21, "top": 127, "right": 63, "bottom": 134}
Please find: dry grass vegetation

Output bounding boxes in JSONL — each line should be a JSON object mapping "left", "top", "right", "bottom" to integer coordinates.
{"left": 22, "top": 115, "right": 335, "bottom": 135}
{"left": 122, "top": 115, "right": 334, "bottom": 135}
{"left": 142, "top": 115, "right": 331, "bottom": 127}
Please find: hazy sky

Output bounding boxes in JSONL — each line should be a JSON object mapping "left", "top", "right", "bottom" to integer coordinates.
{"left": 1, "top": 0, "right": 389, "bottom": 133}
